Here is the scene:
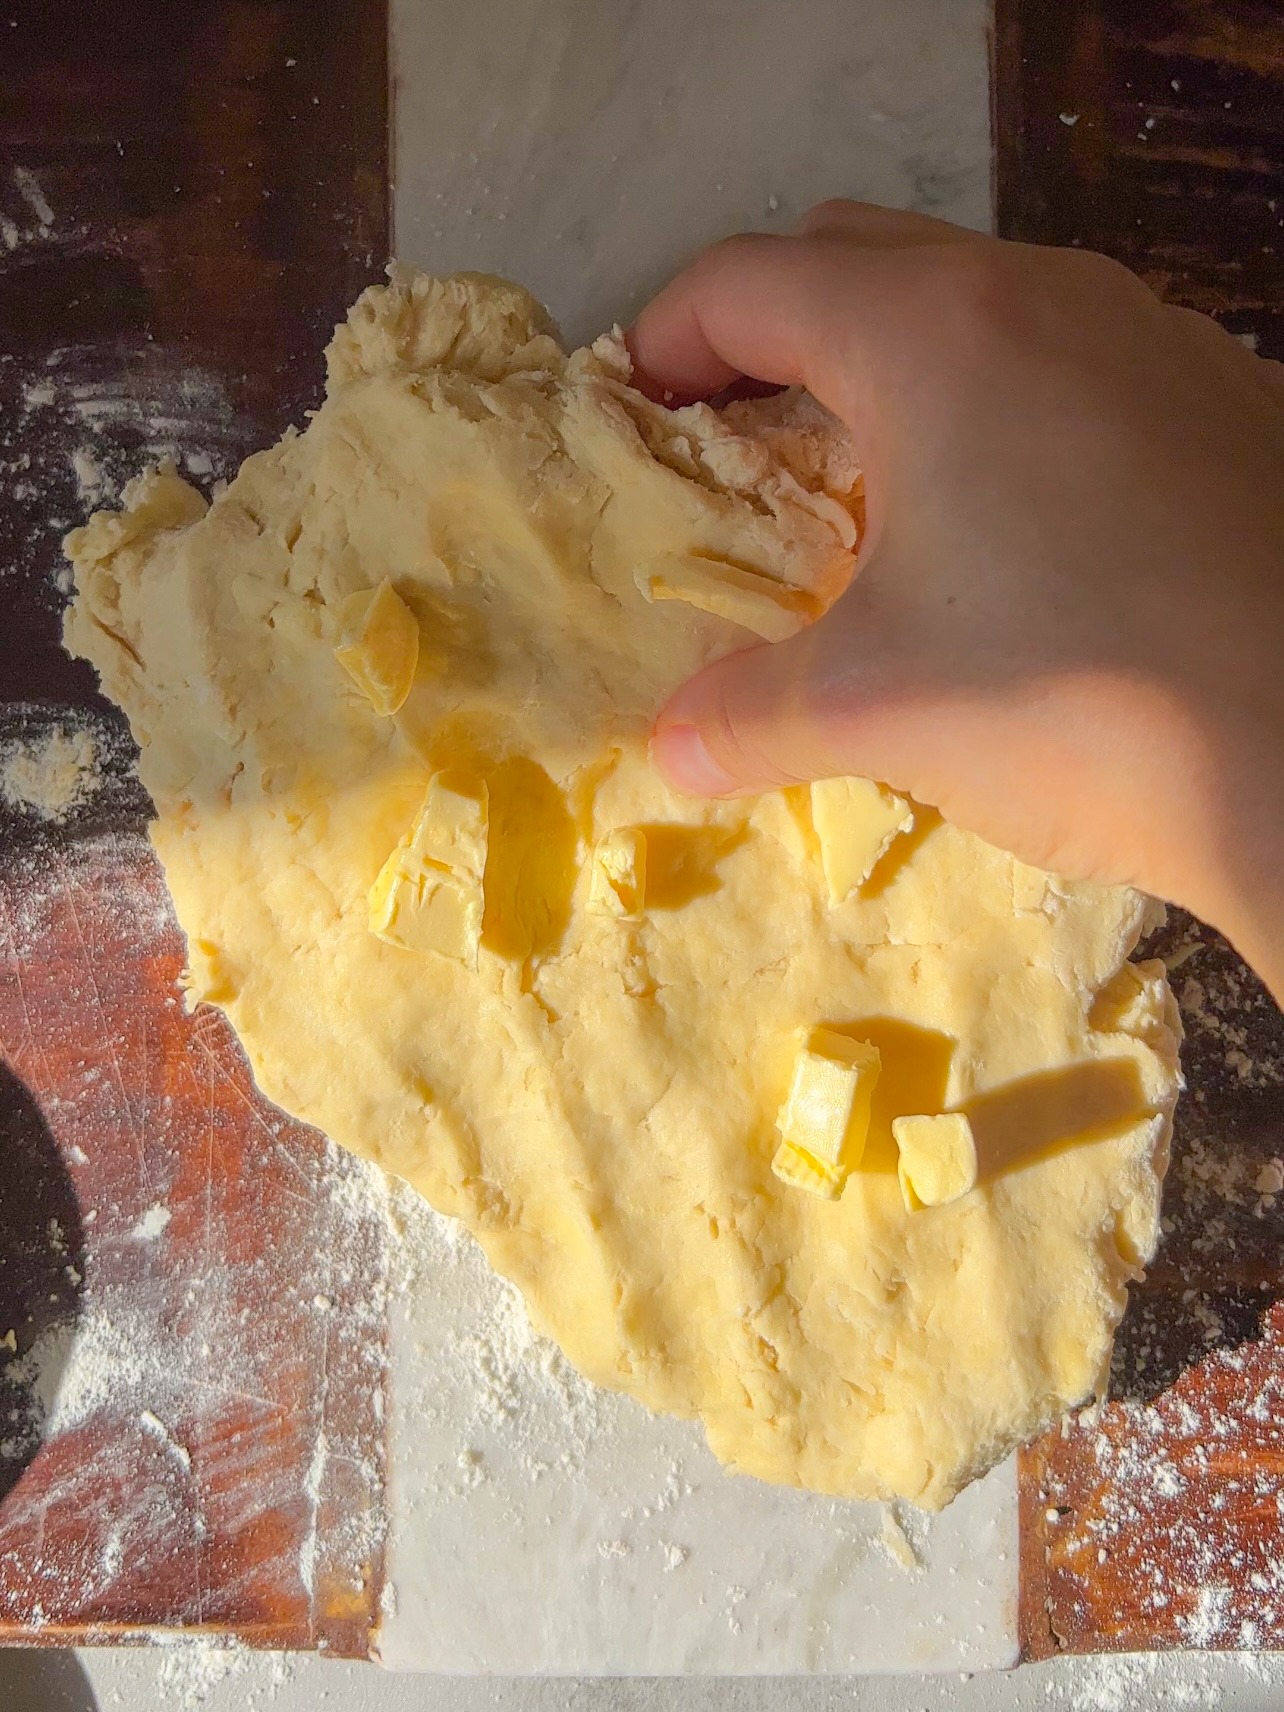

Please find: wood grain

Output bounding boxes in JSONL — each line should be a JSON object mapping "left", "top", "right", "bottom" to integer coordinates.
{"left": 994, "top": 0, "right": 1284, "bottom": 357}
{"left": 0, "top": 0, "right": 389, "bottom": 1654}
{"left": 993, "top": 0, "right": 1284, "bottom": 1657}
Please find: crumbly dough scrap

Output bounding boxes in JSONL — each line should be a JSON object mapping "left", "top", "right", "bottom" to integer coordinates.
{"left": 64, "top": 269, "right": 1181, "bottom": 1509}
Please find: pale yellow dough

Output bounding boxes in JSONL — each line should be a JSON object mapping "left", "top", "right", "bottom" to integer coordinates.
{"left": 64, "top": 269, "right": 1182, "bottom": 1509}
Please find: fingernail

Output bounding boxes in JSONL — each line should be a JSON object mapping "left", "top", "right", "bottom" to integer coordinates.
{"left": 653, "top": 723, "right": 740, "bottom": 797}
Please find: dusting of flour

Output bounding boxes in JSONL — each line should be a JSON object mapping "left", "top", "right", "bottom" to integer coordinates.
{"left": 0, "top": 722, "right": 100, "bottom": 822}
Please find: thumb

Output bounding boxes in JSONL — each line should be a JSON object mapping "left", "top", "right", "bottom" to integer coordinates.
{"left": 652, "top": 579, "right": 917, "bottom": 797}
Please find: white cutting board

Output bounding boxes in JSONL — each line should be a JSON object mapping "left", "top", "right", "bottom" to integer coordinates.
{"left": 381, "top": 0, "right": 1011, "bottom": 1673}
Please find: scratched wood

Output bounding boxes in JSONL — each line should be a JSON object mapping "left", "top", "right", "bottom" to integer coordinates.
{"left": 993, "top": 0, "right": 1284, "bottom": 1657}
{"left": 0, "top": 0, "right": 389, "bottom": 1653}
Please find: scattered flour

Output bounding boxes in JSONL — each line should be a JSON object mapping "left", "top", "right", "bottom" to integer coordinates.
{"left": 128, "top": 1203, "right": 173, "bottom": 1242}
{"left": 71, "top": 444, "right": 111, "bottom": 506}
{"left": 0, "top": 722, "right": 100, "bottom": 822}
{"left": 1038, "top": 1648, "right": 1274, "bottom": 1711}
{"left": 152, "top": 1641, "right": 297, "bottom": 1709}
{"left": 387, "top": 1175, "right": 610, "bottom": 1483}
{"left": 1178, "top": 967, "right": 1284, "bottom": 1091}
{"left": 139, "top": 1408, "right": 192, "bottom": 1472}
{"left": 12, "top": 163, "right": 54, "bottom": 228}
{"left": 1180, "top": 1583, "right": 1234, "bottom": 1648}
{"left": 7, "top": 1305, "right": 148, "bottom": 1436}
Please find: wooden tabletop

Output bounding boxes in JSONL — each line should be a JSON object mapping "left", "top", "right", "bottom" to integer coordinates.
{"left": 995, "top": 0, "right": 1284, "bottom": 1656}
{"left": 0, "top": 0, "right": 389, "bottom": 1653}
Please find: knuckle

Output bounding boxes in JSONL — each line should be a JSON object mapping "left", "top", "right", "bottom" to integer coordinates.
{"left": 930, "top": 244, "right": 1026, "bottom": 334}
{"left": 718, "top": 669, "right": 805, "bottom": 790}
{"left": 911, "top": 241, "right": 1149, "bottom": 370}
{"left": 702, "top": 231, "right": 774, "bottom": 273}
{"left": 797, "top": 197, "right": 860, "bottom": 235}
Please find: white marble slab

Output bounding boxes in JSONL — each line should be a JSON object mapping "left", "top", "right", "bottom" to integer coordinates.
{"left": 384, "top": 0, "right": 1007, "bottom": 1674}
{"left": 392, "top": 0, "right": 992, "bottom": 346}
{"left": 377, "top": 1199, "right": 1018, "bottom": 1675}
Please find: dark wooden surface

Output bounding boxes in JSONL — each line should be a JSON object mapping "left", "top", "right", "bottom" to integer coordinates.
{"left": 994, "top": 0, "right": 1284, "bottom": 1658}
{"left": 994, "top": 0, "right": 1284, "bottom": 358}
{"left": 0, "top": 0, "right": 390, "bottom": 1653}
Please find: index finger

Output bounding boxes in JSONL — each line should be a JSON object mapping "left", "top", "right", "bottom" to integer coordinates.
{"left": 626, "top": 201, "right": 977, "bottom": 410}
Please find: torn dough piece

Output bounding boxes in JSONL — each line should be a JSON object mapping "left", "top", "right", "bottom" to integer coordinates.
{"left": 64, "top": 268, "right": 1182, "bottom": 1509}
{"left": 894, "top": 1113, "right": 979, "bottom": 1212}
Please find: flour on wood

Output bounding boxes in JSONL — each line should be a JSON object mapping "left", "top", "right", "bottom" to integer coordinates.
{"left": 0, "top": 722, "right": 100, "bottom": 822}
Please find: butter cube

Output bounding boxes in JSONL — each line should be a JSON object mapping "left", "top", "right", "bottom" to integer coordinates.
{"left": 412, "top": 769, "right": 489, "bottom": 881}
{"left": 893, "top": 1113, "right": 978, "bottom": 1212}
{"left": 811, "top": 776, "right": 914, "bottom": 904}
{"left": 771, "top": 1029, "right": 881, "bottom": 1198}
{"left": 779, "top": 1028, "right": 881, "bottom": 1167}
{"left": 368, "top": 771, "right": 488, "bottom": 964}
{"left": 334, "top": 579, "right": 420, "bottom": 715}
{"left": 771, "top": 1139, "right": 844, "bottom": 1201}
{"left": 589, "top": 827, "right": 647, "bottom": 919}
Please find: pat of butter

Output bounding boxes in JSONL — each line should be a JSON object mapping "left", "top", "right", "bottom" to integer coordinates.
{"left": 369, "top": 770, "right": 488, "bottom": 963}
{"left": 411, "top": 769, "right": 489, "bottom": 880}
{"left": 639, "top": 552, "right": 817, "bottom": 642}
{"left": 334, "top": 579, "right": 420, "bottom": 715}
{"left": 589, "top": 827, "right": 647, "bottom": 919}
{"left": 893, "top": 1113, "right": 978, "bottom": 1212}
{"left": 772, "top": 1028, "right": 882, "bottom": 1198}
{"left": 811, "top": 775, "right": 914, "bottom": 904}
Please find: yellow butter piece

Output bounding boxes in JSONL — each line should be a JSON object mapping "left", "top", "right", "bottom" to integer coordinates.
{"left": 771, "top": 1139, "right": 844, "bottom": 1201}
{"left": 589, "top": 826, "right": 647, "bottom": 919}
{"left": 334, "top": 579, "right": 420, "bottom": 715}
{"left": 370, "top": 859, "right": 483, "bottom": 963}
{"left": 411, "top": 769, "right": 489, "bottom": 880}
{"left": 893, "top": 1113, "right": 978, "bottom": 1212}
{"left": 811, "top": 776, "right": 914, "bottom": 904}
{"left": 640, "top": 552, "right": 817, "bottom": 642}
{"left": 778, "top": 1027, "right": 881, "bottom": 1172}
{"left": 368, "top": 770, "right": 488, "bottom": 963}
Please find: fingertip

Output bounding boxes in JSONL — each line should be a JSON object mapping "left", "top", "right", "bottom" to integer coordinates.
{"left": 626, "top": 305, "right": 744, "bottom": 402}
{"left": 650, "top": 721, "right": 744, "bottom": 798}
{"left": 628, "top": 230, "right": 819, "bottom": 400}
{"left": 794, "top": 197, "right": 864, "bottom": 236}
{"left": 621, "top": 330, "right": 708, "bottom": 406}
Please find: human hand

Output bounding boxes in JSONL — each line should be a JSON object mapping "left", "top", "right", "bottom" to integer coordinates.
{"left": 633, "top": 201, "right": 1284, "bottom": 1000}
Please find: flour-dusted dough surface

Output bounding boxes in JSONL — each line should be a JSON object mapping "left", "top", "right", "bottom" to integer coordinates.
{"left": 65, "top": 270, "right": 1181, "bottom": 1509}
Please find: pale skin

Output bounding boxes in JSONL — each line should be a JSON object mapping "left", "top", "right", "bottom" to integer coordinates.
{"left": 632, "top": 201, "right": 1284, "bottom": 1003}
